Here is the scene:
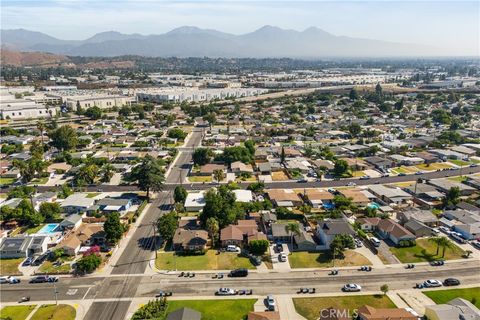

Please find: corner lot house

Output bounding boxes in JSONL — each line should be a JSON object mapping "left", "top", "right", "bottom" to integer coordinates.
{"left": 443, "top": 210, "right": 480, "bottom": 240}
{"left": 358, "top": 218, "right": 415, "bottom": 246}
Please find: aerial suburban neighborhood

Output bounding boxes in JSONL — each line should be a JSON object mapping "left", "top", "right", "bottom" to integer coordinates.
{"left": 0, "top": 1, "right": 480, "bottom": 320}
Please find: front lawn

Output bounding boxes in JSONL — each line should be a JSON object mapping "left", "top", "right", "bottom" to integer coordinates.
{"left": 424, "top": 287, "right": 480, "bottom": 308}
{"left": 294, "top": 295, "right": 395, "bottom": 320}
{"left": 30, "top": 304, "right": 76, "bottom": 320}
{"left": 0, "top": 258, "right": 23, "bottom": 276}
{"left": 38, "top": 261, "right": 72, "bottom": 274}
{"left": 187, "top": 176, "right": 212, "bottom": 183}
{"left": 0, "top": 177, "right": 16, "bottom": 186}
{"left": 449, "top": 159, "right": 471, "bottom": 166}
{"left": 288, "top": 250, "right": 371, "bottom": 269}
{"left": 0, "top": 305, "right": 37, "bottom": 320}
{"left": 166, "top": 299, "right": 255, "bottom": 320}
{"left": 155, "top": 250, "right": 255, "bottom": 271}
{"left": 390, "top": 238, "right": 465, "bottom": 263}
{"left": 86, "top": 192, "right": 100, "bottom": 198}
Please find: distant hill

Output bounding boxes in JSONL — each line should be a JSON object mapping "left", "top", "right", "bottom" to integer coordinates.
{"left": 1, "top": 26, "right": 440, "bottom": 58}
{"left": 0, "top": 49, "right": 71, "bottom": 67}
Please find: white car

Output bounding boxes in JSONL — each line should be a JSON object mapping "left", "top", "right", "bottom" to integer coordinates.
{"left": 0, "top": 276, "right": 20, "bottom": 284}
{"left": 266, "top": 295, "right": 276, "bottom": 311}
{"left": 216, "top": 288, "right": 237, "bottom": 296}
{"left": 423, "top": 279, "right": 442, "bottom": 288}
{"left": 471, "top": 240, "right": 480, "bottom": 249}
{"left": 226, "top": 245, "right": 240, "bottom": 252}
{"left": 278, "top": 254, "right": 287, "bottom": 262}
{"left": 439, "top": 226, "right": 451, "bottom": 235}
{"left": 347, "top": 182, "right": 357, "bottom": 187}
{"left": 342, "top": 283, "right": 362, "bottom": 292}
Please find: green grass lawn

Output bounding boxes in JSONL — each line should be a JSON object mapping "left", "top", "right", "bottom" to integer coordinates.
{"left": 288, "top": 250, "right": 371, "bottom": 269}
{"left": 23, "top": 224, "right": 44, "bottom": 235}
{"left": 0, "top": 305, "right": 37, "bottom": 320}
{"left": 0, "top": 177, "right": 16, "bottom": 186}
{"left": 447, "top": 176, "right": 468, "bottom": 183}
{"left": 424, "top": 287, "right": 480, "bottom": 308}
{"left": 156, "top": 250, "right": 255, "bottom": 271}
{"left": 166, "top": 299, "right": 255, "bottom": 320}
{"left": 29, "top": 177, "right": 49, "bottom": 185}
{"left": 390, "top": 238, "right": 465, "bottom": 263}
{"left": 293, "top": 295, "right": 395, "bottom": 320}
{"left": 449, "top": 159, "right": 471, "bottom": 166}
{"left": 39, "top": 261, "right": 72, "bottom": 274}
{"left": 187, "top": 176, "right": 212, "bottom": 183}
{"left": 0, "top": 258, "right": 23, "bottom": 276}
{"left": 30, "top": 304, "right": 75, "bottom": 320}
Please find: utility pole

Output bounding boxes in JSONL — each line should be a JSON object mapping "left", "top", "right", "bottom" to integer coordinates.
{"left": 152, "top": 221, "right": 158, "bottom": 259}
{"left": 53, "top": 282, "right": 59, "bottom": 305}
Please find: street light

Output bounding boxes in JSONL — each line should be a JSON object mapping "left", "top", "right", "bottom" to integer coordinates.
{"left": 53, "top": 282, "right": 59, "bottom": 305}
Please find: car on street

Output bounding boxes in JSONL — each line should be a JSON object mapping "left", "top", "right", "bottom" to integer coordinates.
{"left": 443, "top": 278, "right": 460, "bottom": 286}
{"left": 359, "top": 175, "right": 370, "bottom": 180}
{"left": 2, "top": 276, "right": 20, "bottom": 284}
{"left": 342, "top": 284, "right": 362, "bottom": 292}
{"left": 398, "top": 173, "right": 407, "bottom": 176}
{"left": 229, "top": 268, "right": 248, "bottom": 277}
{"left": 216, "top": 288, "right": 237, "bottom": 296}
{"left": 266, "top": 295, "right": 276, "bottom": 311}
{"left": 29, "top": 276, "right": 58, "bottom": 283}
{"left": 347, "top": 182, "right": 357, "bottom": 186}
{"left": 423, "top": 279, "right": 442, "bottom": 288}
{"left": 278, "top": 254, "right": 287, "bottom": 262}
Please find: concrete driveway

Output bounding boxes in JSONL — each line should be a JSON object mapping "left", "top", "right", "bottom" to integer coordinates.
{"left": 270, "top": 244, "right": 291, "bottom": 272}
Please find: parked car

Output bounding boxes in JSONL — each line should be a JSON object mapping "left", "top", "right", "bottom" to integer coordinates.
{"left": 22, "top": 257, "right": 33, "bottom": 266}
{"left": 278, "top": 254, "right": 287, "bottom": 262}
{"left": 471, "top": 240, "right": 480, "bottom": 249}
{"left": 347, "top": 182, "right": 357, "bottom": 186}
{"left": 423, "top": 279, "right": 442, "bottom": 288}
{"left": 439, "top": 226, "right": 451, "bottom": 235}
{"left": 275, "top": 243, "right": 284, "bottom": 253}
{"left": 266, "top": 295, "right": 276, "bottom": 311}
{"left": 216, "top": 288, "right": 236, "bottom": 296}
{"left": 443, "top": 278, "right": 460, "bottom": 286}
{"left": 450, "top": 232, "right": 467, "bottom": 244}
{"left": 226, "top": 245, "right": 241, "bottom": 252}
{"left": 359, "top": 175, "right": 370, "bottom": 180}
{"left": 229, "top": 268, "right": 248, "bottom": 277}
{"left": 29, "top": 275, "right": 57, "bottom": 283}
{"left": 342, "top": 284, "right": 362, "bottom": 292}
{"left": 398, "top": 173, "right": 407, "bottom": 176}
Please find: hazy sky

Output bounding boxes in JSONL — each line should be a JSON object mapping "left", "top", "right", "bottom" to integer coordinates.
{"left": 1, "top": 0, "right": 479, "bottom": 55}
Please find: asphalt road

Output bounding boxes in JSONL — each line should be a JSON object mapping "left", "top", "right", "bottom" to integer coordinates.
{"left": 1, "top": 260, "right": 479, "bottom": 303}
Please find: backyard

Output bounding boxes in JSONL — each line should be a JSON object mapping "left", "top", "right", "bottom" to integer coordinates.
{"left": 0, "top": 258, "right": 23, "bottom": 276}
{"left": 155, "top": 250, "right": 255, "bottom": 270}
{"left": 166, "top": 299, "right": 255, "bottom": 320}
{"left": 0, "top": 305, "right": 37, "bottom": 320}
{"left": 424, "top": 287, "right": 480, "bottom": 308}
{"left": 390, "top": 238, "right": 465, "bottom": 263}
{"left": 30, "top": 304, "right": 76, "bottom": 320}
{"left": 293, "top": 295, "right": 395, "bottom": 320}
{"left": 288, "top": 250, "right": 371, "bottom": 269}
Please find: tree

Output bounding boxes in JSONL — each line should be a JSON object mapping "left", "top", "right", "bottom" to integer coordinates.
{"left": 37, "top": 121, "right": 46, "bottom": 146}
{"left": 157, "top": 211, "right": 177, "bottom": 241}
{"left": 49, "top": 125, "right": 77, "bottom": 151}
{"left": 247, "top": 182, "right": 264, "bottom": 193}
{"left": 76, "top": 253, "right": 101, "bottom": 273}
{"left": 439, "top": 237, "right": 454, "bottom": 258}
{"left": 174, "top": 186, "right": 188, "bottom": 204}
{"left": 206, "top": 217, "right": 220, "bottom": 246}
{"left": 443, "top": 186, "right": 461, "bottom": 208}
{"left": 380, "top": 284, "right": 389, "bottom": 295}
{"left": 213, "top": 169, "right": 225, "bottom": 184}
{"left": 280, "top": 146, "right": 286, "bottom": 164}
{"left": 333, "top": 159, "right": 349, "bottom": 177}
{"left": 167, "top": 128, "right": 187, "bottom": 140}
{"left": 104, "top": 212, "right": 124, "bottom": 244}
{"left": 285, "top": 222, "right": 300, "bottom": 246}
{"left": 129, "top": 155, "right": 165, "bottom": 199}
{"left": 200, "top": 186, "right": 242, "bottom": 228}
{"left": 99, "top": 164, "right": 115, "bottom": 183}
{"left": 119, "top": 106, "right": 131, "bottom": 117}
{"left": 84, "top": 106, "right": 102, "bottom": 119}
{"left": 17, "top": 199, "right": 44, "bottom": 226}
{"left": 131, "top": 298, "right": 167, "bottom": 320}
{"left": 428, "top": 236, "right": 443, "bottom": 255}
{"left": 348, "top": 123, "right": 362, "bottom": 137}
{"left": 249, "top": 239, "right": 269, "bottom": 255}
{"left": 192, "top": 148, "right": 213, "bottom": 166}
{"left": 375, "top": 83, "right": 383, "bottom": 97}
{"left": 330, "top": 234, "right": 355, "bottom": 259}
{"left": 74, "top": 164, "right": 99, "bottom": 186}
{"left": 349, "top": 88, "right": 359, "bottom": 100}
{"left": 39, "top": 202, "right": 61, "bottom": 221}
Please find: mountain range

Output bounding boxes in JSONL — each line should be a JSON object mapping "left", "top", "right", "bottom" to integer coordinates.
{"left": 1, "top": 26, "right": 439, "bottom": 58}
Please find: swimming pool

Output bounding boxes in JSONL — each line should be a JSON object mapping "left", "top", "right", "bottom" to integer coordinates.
{"left": 37, "top": 223, "right": 60, "bottom": 234}
{"left": 368, "top": 202, "right": 380, "bottom": 210}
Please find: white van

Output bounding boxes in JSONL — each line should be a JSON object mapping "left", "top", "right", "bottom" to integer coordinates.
{"left": 226, "top": 245, "right": 240, "bottom": 252}
{"left": 370, "top": 237, "right": 381, "bottom": 247}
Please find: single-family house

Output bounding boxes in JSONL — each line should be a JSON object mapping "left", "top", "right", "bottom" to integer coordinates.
{"left": 303, "top": 188, "right": 334, "bottom": 208}
{"left": 184, "top": 192, "right": 206, "bottom": 211}
{"left": 266, "top": 189, "right": 303, "bottom": 207}
{"left": 293, "top": 231, "right": 318, "bottom": 251}
{"left": 357, "top": 305, "right": 417, "bottom": 320}
{"left": 172, "top": 228, "right": 209, "bottom": 252}
{"left": 424, "top": 298, "right": 480, "bottom": 320}
{"left": 368, "top": 185, "right": 412, "bottom": 205}
{"left": 0, "top": 236, "right": 48, "bottom": 258}
{"left": 59, "top": 214, "right": 83, "bottom": 231}
{"left": 316, "top": 218, "right": 355, "bottom": 249}
{"left": 60, "top": 194, "right": 95, "bottom": 214}
{"left": 428, "top": 178, "right": 476, "bottom": 196}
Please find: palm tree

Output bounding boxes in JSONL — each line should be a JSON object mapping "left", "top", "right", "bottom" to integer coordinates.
{"left": 37, "top": 121, "right": 45, "bottom": 146}
{"left": 100, "top": 164, "right": 115, "bottom": 183}
{"left": 285, "top": 223, "right": 301, "bottom": 247}
{"left": 213, "top": 169, "right": 225, "bottom": 185}
{"left": 428, "top": 237, "right": 443, "bottom": 256}
{"left": 438, "top": 237, "right": 454, "bottom": 258}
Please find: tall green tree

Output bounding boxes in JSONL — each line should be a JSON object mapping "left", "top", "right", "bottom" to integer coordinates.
{"left": 157, "top": 211, "right": 177, "bottom": 241}
{"left": 192, "top": 148, "right": 213, "bottom": 166}
{"left": 285, "top": 222, "right": 300, "bottom": 246}
{"left": 39, "top": 202, "right": 61, "bottom": 221}
{"left": 333, "top": 159, "right": 350, "bottom": 177}
{"left": 49, "top": 125, "right": 78, "bottom": 151}
{"left": 443, "top": 186, "right": 461, "bottom": 208}
{"left": 213, "top": 169, "right": 225, "bottom": 184}
{"left": 206, "top": 217, "right": 220, "bottom": 246}
{"left": 173, "top": 186, "right": 188, "bottom": 204}
{"left": 99, "top": 164, "right": 115, "bottom": 183}
{"left": 129, "top": 155, "right": 165, "bottom": 199}
{"left": 104, "top": 212, "right": 124, "bottom": 244}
